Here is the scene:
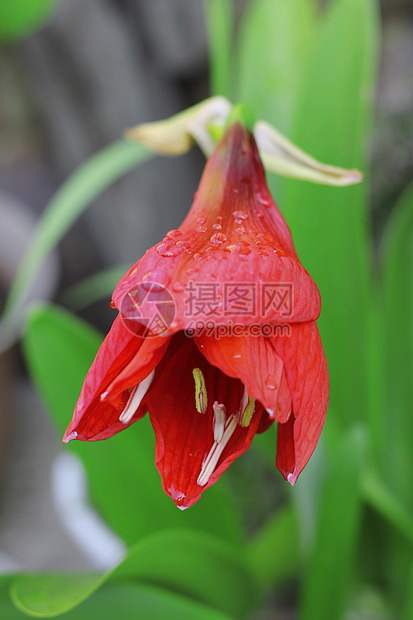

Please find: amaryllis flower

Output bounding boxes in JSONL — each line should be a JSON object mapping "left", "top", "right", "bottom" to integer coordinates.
{"left": 63, "top": 111, "right": 329, "bottom": 509}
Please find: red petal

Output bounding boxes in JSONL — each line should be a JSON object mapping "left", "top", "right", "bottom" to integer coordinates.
{"left": 272, "top": 321, "right": 329, "bottom": 484}
{"left": 145, "top": 332, "right": 264, "bottom": 508}
{"left": 63, "top": 315, "right": 167, "bottom": 442}
{"left": 112, "top": 123, "right": 321, "bottom": 328}
{"left": 195, "top": 333, "right": 292, "bottom": 423}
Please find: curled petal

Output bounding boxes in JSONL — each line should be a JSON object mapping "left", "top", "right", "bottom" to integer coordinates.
{"left": 271, "top": 322, "right": 329, "bottom": 484}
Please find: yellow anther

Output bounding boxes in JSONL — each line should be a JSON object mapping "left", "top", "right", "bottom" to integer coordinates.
{"left": 241, "top": 397, "right": 256, "bottom": 427}
{"left": 192, "top": 368, "right": 208, "bottom": 414}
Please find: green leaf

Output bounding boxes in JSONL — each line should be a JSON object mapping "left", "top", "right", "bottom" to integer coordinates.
{"left": 248, "top": 503, "right": 300, "bottom": 590}
{"left": 203, "top": 0, "right": 234, "bottom": 99}
{"left": 0, "top": 0, "right": 56, "bottom": 41}
{"left": 402, "top": 562, "right": 413, "bottom": 620}
{"left": 237, "top": 0, "right": 319, "bottom": 134}
{"left": 12, "top": 581, "right": 236, "bottom": 620}
{"left": 300, "top": 426, "right": 366, "bottom": 620}
{"left": 1, "top": 139, "right": 153, "bottom": 349}
{"left": 59, "top": 264, "right": 131, "bottom": 311}
{"left": 11, "top": 529, "right": 255, "bottom": 618}
{"left": 380, "top": 182, "right": 413, "bottom": 508}
{"left": 280, "top": 0, "right": 379, "bottom": 429}
{"left": 22, "top": 304, "right": 244, "bottom": 546}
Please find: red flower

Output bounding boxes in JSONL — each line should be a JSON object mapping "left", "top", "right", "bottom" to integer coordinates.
{"left": 63, "top": 117, "right": 329, "bottom": 509}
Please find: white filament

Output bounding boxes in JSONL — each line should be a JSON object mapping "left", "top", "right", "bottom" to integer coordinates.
{"left": 119, "top": 369, "right": 155, "bottom": 424}
{"left": 197, "top": 414, "right": 238, "bottom": 487}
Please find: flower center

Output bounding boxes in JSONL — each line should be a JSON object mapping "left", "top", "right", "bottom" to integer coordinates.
{"left": 197, "top": 385, "right": 256, "bottom": 487}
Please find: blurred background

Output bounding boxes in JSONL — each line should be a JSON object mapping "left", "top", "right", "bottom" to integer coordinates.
{"left": 0, "top": 0, "right": 412, "bottom": 617}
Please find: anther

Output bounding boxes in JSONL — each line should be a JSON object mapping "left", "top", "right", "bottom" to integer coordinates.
{"left": 192, "top": 368, "right": 208, "bottom": 414}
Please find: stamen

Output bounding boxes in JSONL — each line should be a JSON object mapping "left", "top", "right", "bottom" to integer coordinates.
{"left": 197, "top": 414, "right": 238, "bottom": 487}
{"left": 192, "top": 368, "right": 208, "bottom": 414}
{"left": 240, "top": 385, "right": 249, "bottom": 416}
{"left": 239, "top": 385, "right": 256, "bottom": 427}
{"left": 119, "top": 369, "right": 155, "bottom": 424}
{"left": 241, "top": 397, "right": 256, "bottom": 427}
{"left": 212, "top": 402, "right": 226, "bottom": 442}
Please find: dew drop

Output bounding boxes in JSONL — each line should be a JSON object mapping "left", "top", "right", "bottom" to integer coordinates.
{"left": 197, "top": 226, "right": 207, "bottom": 233}
{"left": 236, "top": 227, "right": 245, "bottom": 235}
{"left": 110, "top": 300, "right": 116, "bottom": 308}
{"left": 217, "top": 216, "right": 223, "bottom": 220}
{"left": 233, "top": 354, "right": 242, "bottom": 359}
{"left": 232, "top": 210, "right": 248, "bottom": 220}
{"left": 166, "top": 229, "right": 182, "bottom": 239}
{"left": 256, "top": 192, "right": 271, "bottom": 207}
{"left": 197, "top": 217, "right": 206, "bottom": 224}
{"left": 155, "top": 242, "right": 183, "bottom": 257}
{"left": 265, "top": 381, "right": 278, "bottom": 391}
{"left": 210, "top": 233, "right": 227, "bottom": 244}
{"left": 212, "top": 223, "right": 222, "bottom": 230}
{"left": 193, "top": 253, "right": 203, "bottom": 261}
{"left": 255, "top": 209, "right": 264, "bottom": 218}
{"left": 186, "top": 267, "right": 199, "bottom": 275}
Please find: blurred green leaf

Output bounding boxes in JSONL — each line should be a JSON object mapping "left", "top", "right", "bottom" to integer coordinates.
{"left": 0, "top": 0, "right": 56, "bottom": 41}
{"left": 401, "top": 562, "right": 413, "bottom": 620}
{"left": 380, "top": 182, "right": 413, "bottom": 508}
{"left": 237, "top": 0, "right": 319, "bottom": 134}
{"left": 59, "top": 264, "right": 131, "bottom": 311}
{"left": 1, "top": 140, "right": 153, "bottom": 349}
{"left": 203, "top": 0, "right": 234, "bottom": 99}
{"left": 0, "top": 576, "right": 27, "bottom": 620}
{"left": 249, "top": 503, "right": 300, "bottom": 590}
{"left": 280, "top": 0, "right": 379, "bottom": 430}
{"left": 11, "top": 529, "right": 254, "bottom": 618}
{"left": 22, "top": 304, "right": 244, "bottom": 546}
{"left": 362, "top": 470, "right": 413, "bottom": 548}
{"left": 300, "top": 426, "right": 366, "bottom": 620}
{"left": 12, "top": 581, "right": 236, "bottom": 620}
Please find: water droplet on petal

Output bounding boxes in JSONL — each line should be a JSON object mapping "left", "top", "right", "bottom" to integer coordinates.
{"left": 197, "top": 226, "right": 207, "bottom": 233}
{"left": 166, "top": 229, "right": 182, "bottom": 239}
{"left": 212, "top": 223, "right": 222, "bottom": 230}
{"left": 186, "top": 267, "right": 199, "bottom": 275}
{"left": 155, "top": 242, "right": 183, "bottom": 257}
{"left": 193, "top": 253, "right": 203, "bottom": 261}
{"left": 256, "top": 192, "right": 271, "bottom": 207}
{"left": 110, "top": 300, "right": 116, "bottom": 308}
{"left": 255, "top": 209, "right": 264, "bottom": 218}
{"left": 197, "top": 217, "right": 206, "bottom": 224}
{"left": 233, "top": 354, "right": 242, "bottom": 359}
{"left": 217, "top": 216, "right": 223, "bottom": 220}
{"left": 265, "top": 381, "right": 278, "bottom": 391}
{"left": 236, "top": 227, "right": 245, "bottom": 235}
{"left": 210, "top": 233, "right": 227, "bottom": 244}
{"left": 232, "top": 210, "right": 248, "bottom": 220}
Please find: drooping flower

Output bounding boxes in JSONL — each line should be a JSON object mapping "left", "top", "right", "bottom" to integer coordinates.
{"left": 63, "top": 107, "right": 329, "bottom": 509}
